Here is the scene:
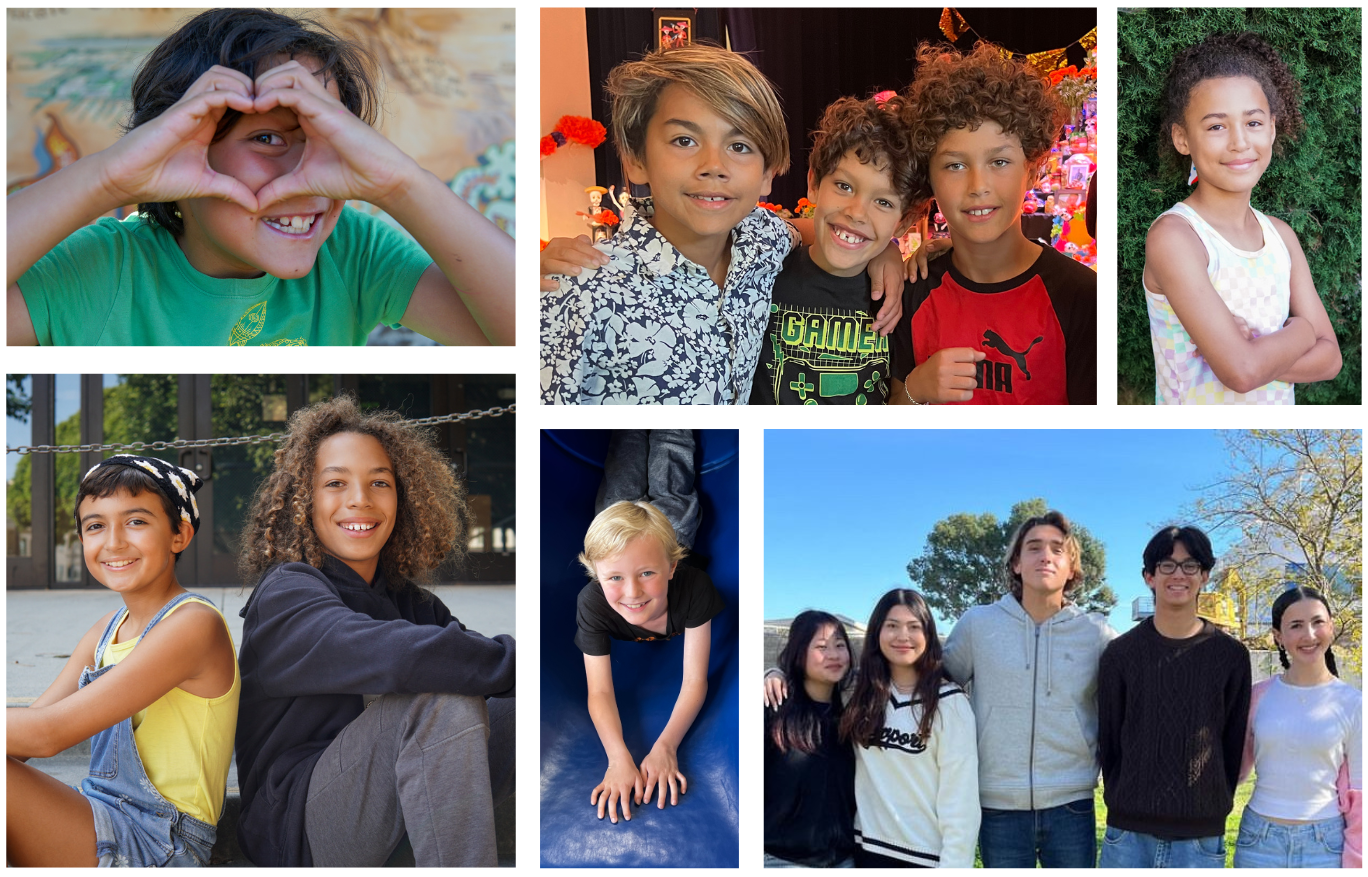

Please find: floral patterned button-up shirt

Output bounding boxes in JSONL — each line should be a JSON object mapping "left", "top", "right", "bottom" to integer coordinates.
{"left": 540, "top": 206, "right": 796, "bottom": 405}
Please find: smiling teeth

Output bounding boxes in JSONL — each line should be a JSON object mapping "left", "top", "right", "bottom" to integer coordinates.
{"left": 694, "top": 196, "right": 726, "bottom": 201}
{"left": 343, "top": 523, "right": 376, "bottom": 531}
{"left": 264, "top": 214, "right": 316, "bottom": 234}
{"left": 834, "top": 229, "right": 866, "bottom": 244}
{"left": 105, "top": 560, "right": 135, "bottom": 568}
{"left": 968, "top": 208, "right": 994, "bottom": 216}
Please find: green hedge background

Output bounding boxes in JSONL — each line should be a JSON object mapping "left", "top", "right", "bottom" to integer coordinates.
{"left": 1118, "top": 8, "right": 1361, "bottom": 405}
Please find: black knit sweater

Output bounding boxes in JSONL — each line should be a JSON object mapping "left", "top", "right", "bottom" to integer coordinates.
{"left": 1098, "top": 618, "right": 1250, "bottom": 839}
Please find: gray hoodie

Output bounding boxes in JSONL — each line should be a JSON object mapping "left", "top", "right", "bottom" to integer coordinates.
{"left": 942, "top": 594, "right": 1117, "bottom": 811}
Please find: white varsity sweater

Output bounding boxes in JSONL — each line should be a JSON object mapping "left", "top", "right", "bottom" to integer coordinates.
{"left": 853, "top": 682, "right": 980, "bottom": 868}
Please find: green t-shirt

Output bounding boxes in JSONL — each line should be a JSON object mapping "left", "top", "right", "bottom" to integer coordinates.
{"left": 18, "top": 205, "right": 432, "bottom": 345}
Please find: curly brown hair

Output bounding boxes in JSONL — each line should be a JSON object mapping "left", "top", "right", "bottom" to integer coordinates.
{"left": 810, "top": 94, "right": 924, "bottom": 218}
{"left": 905, "top": 41, "right": 1065, "bottom": 168}
{"left": 238, "top": 395, "right": 466, "bottom": 590}
{"left": 1158, "top": 32, "right": 1303, "bottom": 169}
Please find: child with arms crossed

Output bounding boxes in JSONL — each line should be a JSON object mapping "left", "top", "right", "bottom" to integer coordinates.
{"left": 1143, "top": 33, "right": 1340, "bottom": 403}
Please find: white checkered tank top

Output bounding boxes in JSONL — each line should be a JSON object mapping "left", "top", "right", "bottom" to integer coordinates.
{"left": 1144, "top": 201, "right": 1293, "bottom": 405}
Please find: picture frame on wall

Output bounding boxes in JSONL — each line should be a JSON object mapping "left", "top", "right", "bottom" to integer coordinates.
{"left": 655, "top": 9, "right": 694, "bottom": 50}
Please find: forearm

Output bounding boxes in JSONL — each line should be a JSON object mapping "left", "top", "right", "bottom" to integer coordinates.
{"left": 1274, "top": 337, "right": 1342, "bottom": 384}
{"left": 1212, "top": 326, "right": 1316, "bottom": 393}
{"left": 381, "top": 167, "right": 514, "bottom": 345}
{"left": 654, "top": 677, "right": 707, "bottom": 752}
{"left": 587, "top": 690, "right": 632, "bottom": 762}
{"left": 6, "top": 707, "right": 62, "bottom": 760}
{"left": 7, "top": 151, "right": 124, "bottom": 287}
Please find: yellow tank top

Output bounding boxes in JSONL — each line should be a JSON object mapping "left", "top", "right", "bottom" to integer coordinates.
{"left": 100, "top": 597, "right": 240, "bottom": 825}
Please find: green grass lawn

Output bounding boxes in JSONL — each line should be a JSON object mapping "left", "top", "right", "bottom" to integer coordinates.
{"left": 972, "top": 780, "right": 1255, "bottom": 867}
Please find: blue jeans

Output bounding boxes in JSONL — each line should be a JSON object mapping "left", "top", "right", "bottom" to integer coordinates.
{"left": 1233, "top": 808, "right": 1343, "bottom": 868}
{"left": 80, "top": 594, "right": 219, "bottom": 867}
{"left": 1099, "top": 827, "right": 1226, "bottom": 868}
{"left": 979, "top": 798, "right": 1097, "bottom": 867}
{"left": 597, "top": 429, "right": 699, "bottom": 549}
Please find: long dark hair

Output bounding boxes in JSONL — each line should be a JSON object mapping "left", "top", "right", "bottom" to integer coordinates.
{"left": 839, "top": 589, "right": 945, "bottom": 747}
{"left": 770, "top": 610, "right": 853, "bottom": 755}
{"left": 1271, "top": 586, "right": 1339, "bottom": 676}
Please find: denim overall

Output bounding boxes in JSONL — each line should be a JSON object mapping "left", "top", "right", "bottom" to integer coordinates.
{"left": 79, "top": 593, "right": 220, "bottom": 867}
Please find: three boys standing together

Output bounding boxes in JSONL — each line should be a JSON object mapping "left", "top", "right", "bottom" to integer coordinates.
{"left": 540, "top": 39, "right": 1096, "bottom": 405}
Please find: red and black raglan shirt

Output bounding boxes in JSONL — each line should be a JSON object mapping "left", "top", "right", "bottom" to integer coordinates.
{"left": 890, "top": 244, "right": 1096, "bottom": 404}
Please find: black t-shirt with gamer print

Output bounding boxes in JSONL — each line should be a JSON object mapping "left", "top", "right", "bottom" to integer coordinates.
{"left": 574, "top": 563, "right": 724, "bottom": 656}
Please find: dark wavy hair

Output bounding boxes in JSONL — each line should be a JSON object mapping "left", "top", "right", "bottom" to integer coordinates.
{"left": 1004, "top": 510, "right": 1084, "bottom": 601}
{"left": 904, "top": 41, "right": 1065, "bottom": 168}
{"left": 1271, "top": 586, "right": 1339, "bottom": 676}
{"left": 770, "top": 610, "right": 853, "bottom": 755}
{"left": 1158, "top": 32, "right": 1303, "bottom": 172}
{"left": 125, "top": 8, "right": 380, "bottom": 236}
{"left": 840, "top": 589, "right": 945, "bottom": 748}
{"left": 809, "top": 95, "right": 924, "bottom": 219}
{"left": 238, "top": 395, "right": 465, "bottom": 591}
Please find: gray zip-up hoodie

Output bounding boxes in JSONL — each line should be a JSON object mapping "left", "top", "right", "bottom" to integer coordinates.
{"left": 942, "top": 594, "right": 1116, "bottom": 811}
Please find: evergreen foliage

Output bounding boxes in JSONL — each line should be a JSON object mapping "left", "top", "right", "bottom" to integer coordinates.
{"left": 1118, "top": 8, "right": 1360, "bottom": 404}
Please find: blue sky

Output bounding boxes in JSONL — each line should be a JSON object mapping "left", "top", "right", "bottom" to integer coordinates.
{"left": 764, "top": 429, "right": 1243, "bottom": 633}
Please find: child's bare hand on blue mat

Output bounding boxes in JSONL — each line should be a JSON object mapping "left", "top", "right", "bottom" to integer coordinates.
{"left": 641, "top": 742, "right": 687, "bottom": 809}
{"left": 98, "top": 65, "right": 260, "bottom": 212}
{"left": 592, "top": 758, "right": 643, "bottom": 823}
{"left": 540, "top": 235, "right": 608, "bottom": 291}
{"left": 250, "top": 60, "right": 417, "bottom": 214}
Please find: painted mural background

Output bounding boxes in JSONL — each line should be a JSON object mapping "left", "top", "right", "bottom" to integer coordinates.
{"left": 7, "top": 8, "right": 515, "bottom": 240}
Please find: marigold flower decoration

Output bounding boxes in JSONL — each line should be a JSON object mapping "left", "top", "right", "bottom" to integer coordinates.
{"left": 757, "top": 201, "right": 794, "bottom": 219}
{"left": 794, "top": 197, "right": 816, "bottom": 219}
{"left": 540, "top": 115, "right": 607, "bottom": 160}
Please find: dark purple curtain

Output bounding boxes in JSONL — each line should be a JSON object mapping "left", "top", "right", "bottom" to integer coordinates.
{"left": 581, "top": 7, "right": 1096, "bottom": 212}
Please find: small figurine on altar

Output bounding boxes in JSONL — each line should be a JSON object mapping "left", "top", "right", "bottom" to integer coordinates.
{"left": 1043, "top": 194, "right": 1057, "bottom": 216}
{"left": 578, "top": 185, "right": 618, "bottom": 243}
{"left": 1022, "top": 191, "right": 1041, "bottom": 214}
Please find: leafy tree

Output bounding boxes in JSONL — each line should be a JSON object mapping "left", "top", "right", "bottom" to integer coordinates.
{"left": 7, "top": 375, "right": 32, "bottom": 423}
{"left": 907, "top": 498, "right": 1116, "bottom": 622}
{"left": 1193, "top": 430, "right": 1362, "bottom": 675}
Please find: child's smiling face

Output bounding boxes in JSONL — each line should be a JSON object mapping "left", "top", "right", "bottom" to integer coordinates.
{"left": 1173, "top": 75, "right": 1274, "bottom": 195}
{"left": 807, "top": 152, "right": 908, "bottom": 277}
{"left": 79, "top": 489, "right": 190, "bottom": 596}
{"left": 929, "top": 121, "right": 1034, "bottom": 248}
{"left": 177, "top": 55, "right": 346, "bottom": 280}
{"left": 310, "top": 431, "right": 398, "bottom": 583}
{"left": 622, "top": 83, "right": 775, "bottom": 256}
{"left": 593, "top": 534, "right": 675, "bottom": 632}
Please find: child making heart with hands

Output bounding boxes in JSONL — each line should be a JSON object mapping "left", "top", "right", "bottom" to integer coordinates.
{"left": 8, "top": 8, "right": 512, "bottom": 347}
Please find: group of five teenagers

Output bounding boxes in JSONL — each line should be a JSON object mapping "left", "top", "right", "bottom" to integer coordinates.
{"left": 1143, "top": 32, "right": 1341, "bottom": 403}
{"left": 7, "top": 396, "right": 516, "bottom": 867}
{"left": 1238, "top": 587, "right": 1361, "bottom": 868}
{"left": 765, "top": 519, "right": 1361, "bottom": 869}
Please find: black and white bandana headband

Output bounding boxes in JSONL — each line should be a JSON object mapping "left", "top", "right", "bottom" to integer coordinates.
{"left": 80, "top": 454, "right": 204, "bottom": 533}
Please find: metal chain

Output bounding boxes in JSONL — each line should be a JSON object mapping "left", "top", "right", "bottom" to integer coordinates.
{"left": 6, "top": 404, "right": 514, "bottom": 455}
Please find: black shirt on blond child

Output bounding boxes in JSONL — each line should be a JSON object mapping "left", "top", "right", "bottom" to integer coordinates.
{"left": 574, "top": 564, "right": 724, "bottom": 656}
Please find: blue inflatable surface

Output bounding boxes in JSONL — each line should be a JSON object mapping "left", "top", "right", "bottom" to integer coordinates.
{"left": 539, "top": 430, "right": 739, "bottom": 868}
